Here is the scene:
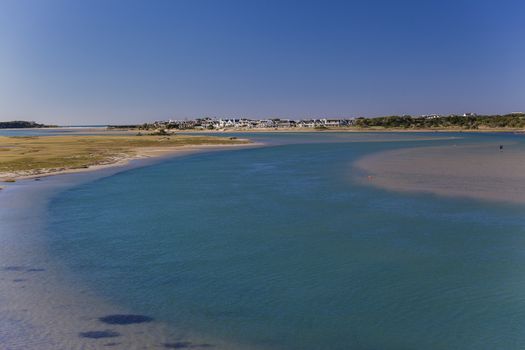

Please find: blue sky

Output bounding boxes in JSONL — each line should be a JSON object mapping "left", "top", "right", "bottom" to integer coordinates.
{"left": 0, "top": 0, "right": 524, "bottom": 124}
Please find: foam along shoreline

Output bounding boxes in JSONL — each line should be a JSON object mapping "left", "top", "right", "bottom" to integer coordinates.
{"left": 0, "top": 145, "right": 260, "bottom": 350}
{"left": 0, "top": 141, "right": 257, "bottom": 182}
{"left": 354, "top": 142, "right": 525, "bottom": 205}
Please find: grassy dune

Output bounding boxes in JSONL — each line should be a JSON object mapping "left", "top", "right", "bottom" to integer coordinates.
{"left": 0, "top": 134, "right": 249, "bottom": 178}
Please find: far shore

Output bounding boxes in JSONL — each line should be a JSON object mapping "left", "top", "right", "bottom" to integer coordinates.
{"left": 171, "top": 127, "right": 525, "bottom": 133}
{"left": 4, "top": 125, "right": 525, "bottom": 134}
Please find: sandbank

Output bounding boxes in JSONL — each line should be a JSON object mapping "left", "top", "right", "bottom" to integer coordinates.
{"left": 354, "top": 142, "right": 525, "bottom": 204}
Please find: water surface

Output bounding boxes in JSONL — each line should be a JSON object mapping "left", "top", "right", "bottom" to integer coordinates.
{"left": 6, "top": 132, "right": 525, "bottom": 349}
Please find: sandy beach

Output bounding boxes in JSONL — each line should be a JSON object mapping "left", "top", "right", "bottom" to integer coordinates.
{"left": 354, "top": 142, "right": 525, "bottom": 204}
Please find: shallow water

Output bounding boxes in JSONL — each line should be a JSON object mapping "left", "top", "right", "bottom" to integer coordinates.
{"left": 0, "top": 162, "right": 197, "bottom": 350}
{"left": 4, "top": 132, "right": 525, "bottom": 349}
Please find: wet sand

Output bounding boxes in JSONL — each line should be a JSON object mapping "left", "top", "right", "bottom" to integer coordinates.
{"left": 354, "top": 142, "right": 525, "bottom": 204}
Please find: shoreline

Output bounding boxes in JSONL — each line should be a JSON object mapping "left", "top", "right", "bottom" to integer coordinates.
{"left": 1, "top": 141, "right": 259, "bottom": 183}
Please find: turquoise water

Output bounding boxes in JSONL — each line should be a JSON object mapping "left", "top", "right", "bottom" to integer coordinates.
{"left": 45, "top": 133, "right": 525, "bottom": 349}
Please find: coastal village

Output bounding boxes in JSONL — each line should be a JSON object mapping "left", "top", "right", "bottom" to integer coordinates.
{"left": 140, "top": 117, "right": 356, "bottom": 130}
{"left": 135, "top": 112, "right": 525, "bottom": 131}
{"left": 137, "top": 114, "right": 468, "bottom": 131}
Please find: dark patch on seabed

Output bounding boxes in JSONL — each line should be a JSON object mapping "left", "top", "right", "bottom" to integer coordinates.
{"left": 99, "top": 314, "right": 154, "bottom": 325}
{"left": 104, "top": 342, "right": 121, "bottom": 347}
{"left": 12, "top": 278, "right": 26, "bottom": 282}
{"left": 163, "top": 342, "right": 214, "bottom": 348}
{"left": 2, "top": 266, "right": 45, "bottom": 272}
{"left": 79, "top": 330, "right": 121, "bottom": 339}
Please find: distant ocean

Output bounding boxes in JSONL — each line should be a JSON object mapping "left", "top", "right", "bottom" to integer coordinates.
{"left": 2, "top": 132, "right": 525, "bottom": 349}
{"left": 0, "top": 126, "right": 107, "bottom": 137}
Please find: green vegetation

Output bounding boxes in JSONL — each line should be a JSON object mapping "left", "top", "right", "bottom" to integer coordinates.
{"left": 0, "top": 121, "right": 55, "bottom": 129}
{"left": 353, "top": 113, "right": 525, "bottom": 130}
{"left": 0, "top": 134, "right": 249, "bottom": 176}
{"left": 107, "top": 124, "right": 140, "bottom": 129}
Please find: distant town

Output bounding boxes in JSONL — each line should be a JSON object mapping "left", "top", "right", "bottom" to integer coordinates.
{"left": 139, "top": 117, "right": 355, "bottom": 130}
{"left": 132, "top": 112, "right": 525, "bottom": 131}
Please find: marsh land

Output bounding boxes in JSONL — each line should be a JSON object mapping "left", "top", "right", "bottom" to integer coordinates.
{"left": 0, "top": 134, "right": 249, "bottom": 180}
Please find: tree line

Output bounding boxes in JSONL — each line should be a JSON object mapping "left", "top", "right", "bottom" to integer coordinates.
{"left": 0, "top": 121, "right": 53, "bottom": 129}
{"left": 353, "top": 114, "right": 525, "bottom": 129}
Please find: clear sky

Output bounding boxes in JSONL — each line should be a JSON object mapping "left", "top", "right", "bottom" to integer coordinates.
{"left": 1, "top": 0, "right": 524, "bottom": 124}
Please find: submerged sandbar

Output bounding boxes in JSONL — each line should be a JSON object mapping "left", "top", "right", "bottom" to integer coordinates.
{"left": 354, "top": 142, "right": 525, "bottom": 204}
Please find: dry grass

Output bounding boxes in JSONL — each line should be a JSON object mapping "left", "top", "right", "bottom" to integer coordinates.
{"left": 0, "top": 134, "right": 248, "bottom": 175}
